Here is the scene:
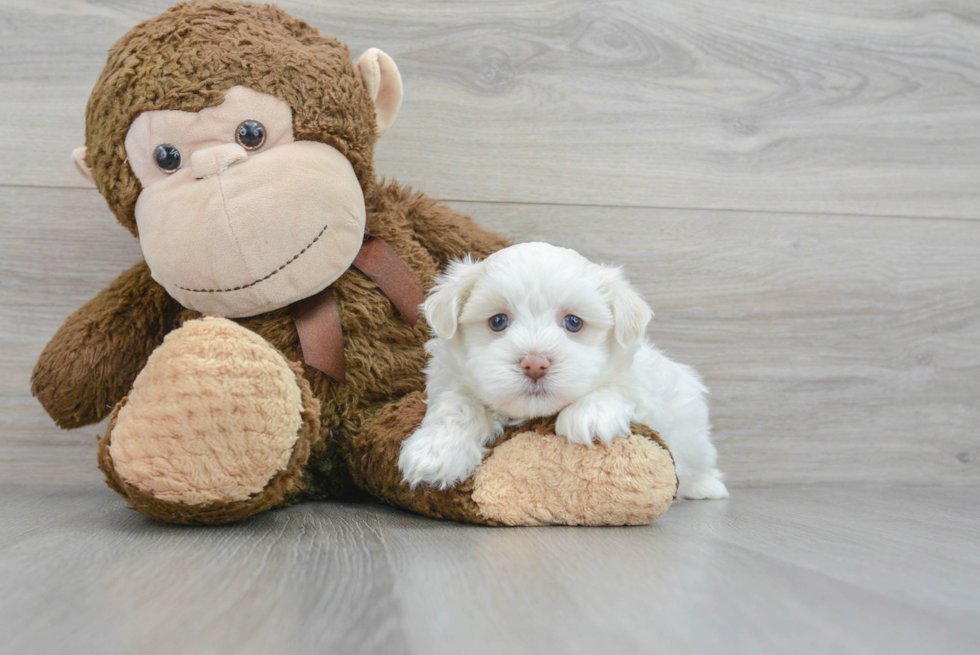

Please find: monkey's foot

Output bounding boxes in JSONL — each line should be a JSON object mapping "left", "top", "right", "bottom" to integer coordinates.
{"left": 98, "top": 317, "right": 320, "bottom": 524}
{"left": 350, "top": 392, "right": 678, "bottom": 526}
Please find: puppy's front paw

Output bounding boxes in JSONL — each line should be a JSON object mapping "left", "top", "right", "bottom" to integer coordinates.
{"left": 398, "top": 424, "right": 487, "bottom": 490}
{"left": 556, "top": 394, "right": 632, "bottom": 446}
{"left": 678, "top": 469, "right": 730, "bottom": 500}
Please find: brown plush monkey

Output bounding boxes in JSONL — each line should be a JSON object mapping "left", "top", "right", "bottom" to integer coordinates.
{"left": 32, "top": 0, "right": 677, "bottom": 525}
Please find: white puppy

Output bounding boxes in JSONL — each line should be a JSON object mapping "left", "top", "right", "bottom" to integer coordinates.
{"left": 398, "top": 242, "right": 728, "bottom": 500}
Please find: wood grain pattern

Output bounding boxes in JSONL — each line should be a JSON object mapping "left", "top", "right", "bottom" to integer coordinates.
{"left": 0, "top": 185, "right": 140, "bottom": 487}
{"left": 3, "top": 186, "right": 978, "bottom": 488}
{"left": 2, "top": 0, "right": 979, "bottom": 218}
{"left": 1, "top": 484, "right": 978, "bottom": 655}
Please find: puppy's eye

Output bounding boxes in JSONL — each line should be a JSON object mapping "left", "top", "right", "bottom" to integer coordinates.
{"left": 489, "top": 314, "right": 509, "bottom": 332}
{"left": 153, "top": 144, "right": 182, "bottom": 173}
{"left": 236, "top": 120, "right": 266, "bottom": 150}
{"left": 563, "top": 315, "right": 583, "bottom": 332}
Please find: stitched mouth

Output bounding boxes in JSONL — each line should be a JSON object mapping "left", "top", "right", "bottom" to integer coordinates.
{"left": 175, "top": 222, "right": 330, "bottom": 294}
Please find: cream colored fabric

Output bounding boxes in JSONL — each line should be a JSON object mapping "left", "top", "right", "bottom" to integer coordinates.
{"left": 355, "top": 48, "right": 403, "bottom": 135}
{"left": 125, "top": 86, "right": 367, "bottom": 318}
{"left": 134, "top": 139, "right": 366, "bottom": 317}
{"left": 71, "top": 146, "right": 94, "bottom": 184}
{"left": 109, "top": 317, "right": 304, "bottom": 505}
{"left": 125, "top": 86, "right": 295, "bottom": 187}
{"left": 472, "top": 433, "right": 677, "bottom": 526}
{"left": 189, "top": 142, "right": 248, "bottom": 180}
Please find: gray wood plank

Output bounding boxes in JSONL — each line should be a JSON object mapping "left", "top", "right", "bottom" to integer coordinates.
{"left": 2, "top": 0, "right": 980, "bottom": 218}
{"left": 3, "top": 186, "right": 980, "bottom": 487}
{"left": 377, "top": 487, "right": 980, "bottom": 655}
{"left": 674, "top": 486, "right": 980, "bottom": 617}
{"left": 1, "top": 484, "right": 978, "bottom": 655}
{"left": 0, "top": 184, "right": 140, "bottom": 487}
{"left": 0, "top": 486, "right": 410, "bottom": 655}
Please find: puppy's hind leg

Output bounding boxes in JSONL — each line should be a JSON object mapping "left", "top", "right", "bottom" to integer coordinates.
{"left": 639, "top": 360, "right": 729, "bottom": 500}
{"left": 667, "top": 405, "right": 729, "bottom": 500}
{"left": 677, "top": 459, "right": 729, "bottom": 500}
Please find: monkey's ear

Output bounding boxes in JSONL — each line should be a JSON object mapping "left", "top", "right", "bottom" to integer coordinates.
{"left": 424, "top": 257, "right": 484, "bottom": 340}
{"left": 71, "top": 146, "right": 95, "bottom": 185}
{"left": 355, "top": 48, "right": 403, "bottom": 136}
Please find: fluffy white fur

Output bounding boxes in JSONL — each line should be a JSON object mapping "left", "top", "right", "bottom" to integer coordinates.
{"left": 398, "top": 242, "right": 729, "bottom": 500}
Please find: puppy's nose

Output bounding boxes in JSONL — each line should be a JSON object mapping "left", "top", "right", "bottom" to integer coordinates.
{"left": 191, "top": 143, "right": 248, "bottom": 180}
{"left": 520, "top": 354, "right": 550, "bottom": 381}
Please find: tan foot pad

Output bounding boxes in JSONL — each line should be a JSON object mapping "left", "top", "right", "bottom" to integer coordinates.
{"left": 473, "top": 425, "right": 677, "bottom": 526}
{"left": 100, "top": 317, "right": 319, "bottom": 518}
{"left": 351, "top": 392, "right": 677, "bottom": 526}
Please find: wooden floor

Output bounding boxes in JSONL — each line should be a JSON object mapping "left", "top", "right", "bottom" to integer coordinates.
{"left": 1, "top": 483, "right": 978, "bottom": 655}
{"left": 1, "top": 1, "right": 979, "bottom": 653}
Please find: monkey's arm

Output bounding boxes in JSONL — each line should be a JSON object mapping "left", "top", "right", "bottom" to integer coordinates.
{"left": 31, "top": 261, "right": 183, "bottom": 429}
{"left": 403, "top": 191, "right": 512, "bottom": 265}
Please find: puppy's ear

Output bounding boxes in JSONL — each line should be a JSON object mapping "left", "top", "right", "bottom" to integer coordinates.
{"left": 599, "top": 265, "right": 653, "bottom": 347}
{"left": 424, "top": 257, "right": 484, "bottom": 339}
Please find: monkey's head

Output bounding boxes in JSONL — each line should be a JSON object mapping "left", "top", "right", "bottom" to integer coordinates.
{"left": 73, "top": 1, "right": 403, "bottom": 317}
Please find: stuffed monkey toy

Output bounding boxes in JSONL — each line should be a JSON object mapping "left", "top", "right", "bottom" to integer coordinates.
{"left": 32, "top": 0, "right": 677, "bottom": 526}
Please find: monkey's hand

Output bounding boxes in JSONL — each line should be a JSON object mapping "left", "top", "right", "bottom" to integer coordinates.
{"left": 31, "top": 261, "right": 182, "bottom": 429}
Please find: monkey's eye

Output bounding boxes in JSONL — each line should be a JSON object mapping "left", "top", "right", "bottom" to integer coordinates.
{"left": 153, "top": 144, "right": 182, "bottom": 173}
{"left": 489, "top": 314, "right": 510, "bottom": 332}
{"left": 563, "top": 315, "right": 583, "bottom": 332}
{"left": 236, "top": 120, "right": 266, "bottom": 150}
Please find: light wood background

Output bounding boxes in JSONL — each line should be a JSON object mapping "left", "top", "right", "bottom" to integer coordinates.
{"left": 1, "top": 0, "right": 979, "bottom": 491}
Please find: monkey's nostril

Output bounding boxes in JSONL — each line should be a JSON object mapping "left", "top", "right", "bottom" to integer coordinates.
{"left": 190, "top": 143, "right": 249, "bottom": 180}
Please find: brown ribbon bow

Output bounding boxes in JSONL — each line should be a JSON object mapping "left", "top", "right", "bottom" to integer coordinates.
{"left": 292, "top": 236, "right": 423, "bottom": 383}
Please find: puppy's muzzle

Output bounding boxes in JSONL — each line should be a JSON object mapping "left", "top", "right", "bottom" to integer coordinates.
{"left": 520, "top": 354, "right": 550, "bottom": 382}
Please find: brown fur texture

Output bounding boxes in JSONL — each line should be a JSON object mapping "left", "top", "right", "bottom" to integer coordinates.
{"left": 32, "top": 261, "right": 182, "bottom": 429}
